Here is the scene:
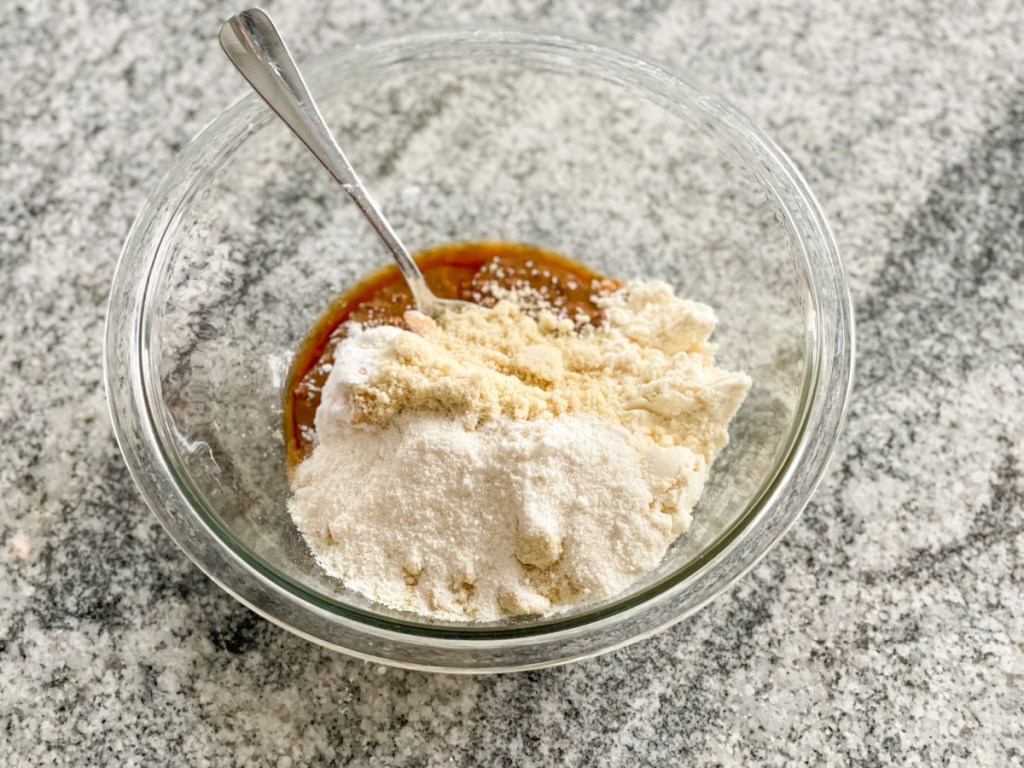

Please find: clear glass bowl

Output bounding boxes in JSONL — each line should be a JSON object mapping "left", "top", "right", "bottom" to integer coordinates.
{"left": 105, "top": 28, "right": 853, "bottom": 672}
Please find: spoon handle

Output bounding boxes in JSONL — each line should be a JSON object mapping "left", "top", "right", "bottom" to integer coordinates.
{"left": 219, "top": 9, "right": 434, "bottom": 308}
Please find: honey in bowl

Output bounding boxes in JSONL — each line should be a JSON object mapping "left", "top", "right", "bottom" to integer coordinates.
{"left": 283, "top": 241, "right": 618, "bottom": 467}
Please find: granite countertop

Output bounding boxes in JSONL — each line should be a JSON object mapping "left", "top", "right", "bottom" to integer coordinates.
{"left": 3, "top": 0, "right": 1023, "bottom": 764}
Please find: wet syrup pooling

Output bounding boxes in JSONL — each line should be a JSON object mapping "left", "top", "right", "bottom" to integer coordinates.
{"left": 284, "top": 241, "right": 617, "bottom": 467}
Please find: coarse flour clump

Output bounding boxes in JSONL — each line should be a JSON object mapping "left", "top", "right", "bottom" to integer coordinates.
{"left": 288, "top": 280, "right": 750, "bottom": 620}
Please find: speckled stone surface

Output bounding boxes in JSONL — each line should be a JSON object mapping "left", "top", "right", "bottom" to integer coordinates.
{"left": 2, "top": 0, "right": 1023, "bottom": 765}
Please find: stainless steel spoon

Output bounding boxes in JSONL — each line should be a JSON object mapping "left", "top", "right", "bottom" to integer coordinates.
{"left": 219, "top": 8, "right": 468, "bottom": 317}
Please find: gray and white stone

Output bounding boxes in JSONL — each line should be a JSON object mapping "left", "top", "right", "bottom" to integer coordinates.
{"left": 1, "top": 1, "right": 1022, "bottom": 765}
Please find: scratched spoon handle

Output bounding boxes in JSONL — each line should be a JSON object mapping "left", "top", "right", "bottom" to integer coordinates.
{"left": 219, "top": 9, "right": 430, "bottom": 302}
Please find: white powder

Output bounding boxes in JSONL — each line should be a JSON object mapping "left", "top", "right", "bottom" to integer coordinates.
{"left": 290, "top": 412, "right": 689, "bottom": 619}
{"left": 287, "top": 281, "right": 749, "bottom": 620}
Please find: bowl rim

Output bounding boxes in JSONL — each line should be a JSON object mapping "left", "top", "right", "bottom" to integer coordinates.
{"left": 104, "top": 25, "right": 854, "bottom": 670}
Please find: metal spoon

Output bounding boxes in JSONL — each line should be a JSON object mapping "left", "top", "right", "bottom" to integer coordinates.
{"left": 219, "top": 8, "right": 468, "bottom": 318}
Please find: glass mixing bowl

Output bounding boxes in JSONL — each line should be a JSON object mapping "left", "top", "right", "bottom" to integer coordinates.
{"left": 104, "top": 28, "right": 853, "bottom": 672}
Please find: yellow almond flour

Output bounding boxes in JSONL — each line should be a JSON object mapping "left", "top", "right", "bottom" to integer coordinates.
{"left": 352, "top": 281, "right": 751, "bottom": 462}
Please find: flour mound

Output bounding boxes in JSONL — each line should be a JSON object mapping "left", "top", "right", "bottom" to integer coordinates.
{"left": 287, "top": 281, "right": 750, "bottom": 620}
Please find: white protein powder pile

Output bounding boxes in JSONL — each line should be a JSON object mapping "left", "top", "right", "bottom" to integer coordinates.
{"left": 288, "top": 280, "right": 750, "bottom": 620}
